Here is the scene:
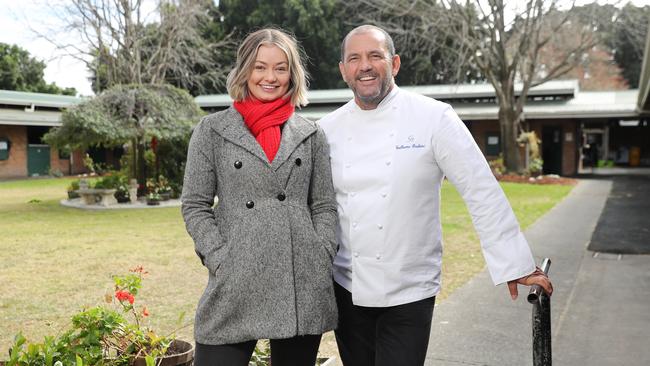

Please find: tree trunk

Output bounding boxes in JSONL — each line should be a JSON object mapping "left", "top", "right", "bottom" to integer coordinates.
{"left": 136, "top": 138, "right": 147, "bottom": 197}
{"left": 499, "top": 105, "right": 523, "bottom": 173}
{"left": 131, "top": 139, "right": 138, "bottom": 183}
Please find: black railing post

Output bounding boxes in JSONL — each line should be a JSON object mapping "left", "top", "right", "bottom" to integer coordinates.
{"left": 528, "top": 258, "right": 552, "bottom": 366}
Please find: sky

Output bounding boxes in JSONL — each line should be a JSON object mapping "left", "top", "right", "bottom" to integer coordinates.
{"left": 0, "top": 0, "right": 96, "bottom": 95}
{"left": 1, "top": 0, "right": 649, "bottom": 97}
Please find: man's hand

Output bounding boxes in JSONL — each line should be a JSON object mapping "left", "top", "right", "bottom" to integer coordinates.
{"left": 507, "top": 267, "right": 553, "bottom": 300}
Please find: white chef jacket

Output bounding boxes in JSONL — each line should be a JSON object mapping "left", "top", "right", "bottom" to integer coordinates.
{"left": 318, "top": 86, "right": 535, "bottom": 307}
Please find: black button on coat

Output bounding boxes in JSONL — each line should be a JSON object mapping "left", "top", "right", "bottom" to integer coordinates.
{"left": 181, "top": 108, "right": 338, "bottom": 345}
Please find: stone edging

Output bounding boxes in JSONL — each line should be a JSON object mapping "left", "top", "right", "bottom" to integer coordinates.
{"left": 60, "top": 198, "right": 181, "bottom": 210}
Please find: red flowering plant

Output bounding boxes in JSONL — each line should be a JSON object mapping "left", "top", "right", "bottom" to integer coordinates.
{"left": 7, "top": 266, "right": 181, "bottom": 366}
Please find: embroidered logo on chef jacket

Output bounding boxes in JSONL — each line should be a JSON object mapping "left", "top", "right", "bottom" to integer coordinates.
{"left": 396, "top": 134, "right": 426, "bottom": 150}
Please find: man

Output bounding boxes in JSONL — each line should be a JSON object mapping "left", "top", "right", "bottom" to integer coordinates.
{"left": 318, "top": 25, "right": 553, "bottom": 366}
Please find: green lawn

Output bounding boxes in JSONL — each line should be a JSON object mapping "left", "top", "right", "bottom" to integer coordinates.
{"left": 0, "top": 177, "right": 573, "bottom": 359}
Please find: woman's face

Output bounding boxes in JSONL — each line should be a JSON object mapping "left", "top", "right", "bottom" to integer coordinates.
{"left": 247, "top": 44, "right": 291, "bottom": 102}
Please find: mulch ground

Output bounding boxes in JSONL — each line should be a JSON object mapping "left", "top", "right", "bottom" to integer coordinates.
{"left": 496, "top": 174, "right": 579, "bottom": 185}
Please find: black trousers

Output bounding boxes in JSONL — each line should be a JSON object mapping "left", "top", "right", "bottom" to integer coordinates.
{"left": 194, "top": 334, "right": 322, "bottom": 366}
{"left": 334, "top": 282, "right": 436, "bottom": 366}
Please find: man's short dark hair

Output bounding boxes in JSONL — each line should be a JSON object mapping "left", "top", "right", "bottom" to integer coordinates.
{"left": 340, "top": 25, "right": 396, "bottom": 61}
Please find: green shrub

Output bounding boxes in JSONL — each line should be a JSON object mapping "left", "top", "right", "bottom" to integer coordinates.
{"left": 67, "top": 180, "right": 80, "bottom": 192}
{"left": 7, "top": 267, "right": 173, "bottom": 366}
{"left": 92, "top": 172, "right": 128, "bottom": 189}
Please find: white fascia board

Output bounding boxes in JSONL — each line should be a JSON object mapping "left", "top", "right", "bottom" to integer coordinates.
{"left": 0, "top": 109, "right": 63, "bottom": 126}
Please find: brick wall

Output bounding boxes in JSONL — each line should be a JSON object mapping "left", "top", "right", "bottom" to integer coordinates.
{"left": 0, "top": 125, "right": 27, "bottom": 178}
{"left": 49, "top": 147, "right": 70, "bottom": 175}
{"left": 0, "top": 125, "right": 92, "bottom": 179}
{"left": 71, "top": 150, "right": 88, "bottom": 174}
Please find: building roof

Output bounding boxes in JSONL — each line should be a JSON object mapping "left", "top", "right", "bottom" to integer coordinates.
{"left": 0, "top": 89, "right": 82, "bottom": 109}
{"left": 451, "top": 89, "right": 639, "bottom": 121}
{"left": 0, "top": 79, "right": 641, "bottom": 126}
{"left": 195, "top": 79, "right": 580, "bottom": 108}
{"left": 294, "top": 87, "right": 639, "bottom": 121}
{"left": 0, "top": 109, "right": 63, "bottom": 127}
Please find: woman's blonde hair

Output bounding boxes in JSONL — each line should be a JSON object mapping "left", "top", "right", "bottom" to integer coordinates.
{"left": 227, "top": 28, "right": 309, "bottom": 107}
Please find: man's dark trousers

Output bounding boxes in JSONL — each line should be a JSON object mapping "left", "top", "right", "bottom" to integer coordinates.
{"left": 334, "top": 282, "right": 436, "bottom": 366}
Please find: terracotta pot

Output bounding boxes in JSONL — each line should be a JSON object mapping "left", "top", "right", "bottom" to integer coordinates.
{"left": 133, "top": 339, "right": 194, "bottom": 366}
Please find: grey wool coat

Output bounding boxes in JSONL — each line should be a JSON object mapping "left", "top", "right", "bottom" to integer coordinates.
{"left": 181, "top": 107, "right": 338, "bottom": 345}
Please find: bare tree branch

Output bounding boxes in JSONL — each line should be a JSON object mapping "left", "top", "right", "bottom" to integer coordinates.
{"left": 32, "top": 0, "right": 234, "bottom": 94}
{"left": 343, "top": 0, "right": 602, "bottom": 172}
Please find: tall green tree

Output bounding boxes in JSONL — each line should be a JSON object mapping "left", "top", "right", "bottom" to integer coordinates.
{"left": 218, "top": 0, "right": 348, "bottom": 90}
{"left": 0, "top": 43, "right": 76, "bottom": 95}
{"left": 610, "top": 4, "right": 649, "bottom": 88}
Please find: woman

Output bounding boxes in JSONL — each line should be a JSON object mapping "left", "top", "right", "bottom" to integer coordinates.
{"left": 181, "top": 28, "right": 338, "bottom": 366}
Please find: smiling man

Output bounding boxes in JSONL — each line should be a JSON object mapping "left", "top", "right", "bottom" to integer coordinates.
{"left": 318, "top": 25, "right": 553, "bottom": 366}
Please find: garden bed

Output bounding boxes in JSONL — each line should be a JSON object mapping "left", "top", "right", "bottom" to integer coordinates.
{"left": 496, "top": 174, "right": 579, "bottom": 185}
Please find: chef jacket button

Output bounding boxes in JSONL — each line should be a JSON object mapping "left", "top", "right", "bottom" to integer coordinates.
{"left": 352, "top": 222, "right": 358, "bottom": 228}
{"left": 377, "top": 224, "right": 383, "bottom": 230}
{"left": 350, "top": 192, "right": 356, "bottom": 197}
{"left": 347, "top": 137, "right": 352, "bottom": 142}
{"left": 385, "top": 160, "right": 391, "bottom": 166}
{"left": 354, "top": 252, "right": 359, "bottom": 258}
{"left": 246, "top": 201, "right": 254, "bottom": 209}
{"left": 295, "top": 158, "right": 302, "bottom": 166}
{"left": 376, "top": 254, "right": 381, "bottom": 260}
{"left": 381, "top": 193, "right": 388, "bottom": 198}
{"left": 277, "top": 193, "right": 286, "bottom": 201}
{"left": 234, "top": 161, "right": 243, "bottom": 169}
{"left": 389, "top": 132, "right": 395, "bottom": 137}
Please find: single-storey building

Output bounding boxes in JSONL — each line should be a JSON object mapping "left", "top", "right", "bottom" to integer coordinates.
{"left": 0, "top": 90, "right": 83, "bottom": 178}
{"left": 196, "top": 79, "right": 650, "bottom": 176}
{"left": 0, "top": 90, "right": 123, "bottom": 178}
{"left": 2, "top": 62, "right": 649, "bottom": 179}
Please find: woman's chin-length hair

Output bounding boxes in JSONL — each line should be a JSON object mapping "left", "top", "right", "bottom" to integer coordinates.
{"left": 227, "top": 28, "right": 310, "bottom": 107}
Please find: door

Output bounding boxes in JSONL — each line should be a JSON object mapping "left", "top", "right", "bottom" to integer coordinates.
{"left": 542, "top": 126, "right": 563, "bottom": 175}
{"left": 28, "top": 144, "right": 50, "bottom": 176}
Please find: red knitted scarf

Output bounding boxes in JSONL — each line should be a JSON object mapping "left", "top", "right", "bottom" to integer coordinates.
{"left": 234, "top": 97, "right": 294, "bottom": 162}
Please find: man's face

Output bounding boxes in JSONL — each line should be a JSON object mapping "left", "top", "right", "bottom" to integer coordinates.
{"left": 339, "top": 31, "right": 400, "bottom": 110}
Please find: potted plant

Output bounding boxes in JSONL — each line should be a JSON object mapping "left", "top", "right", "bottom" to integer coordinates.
{"left": 4, "top": 267, "right": 193, "bottom": 366}
{"left": 146, "top": 192, "right": 161, "bottom": 206}
{"left": 67, "top": 180, "right": 80, "bottom": 199}
{"left": 156, "top": 175, "right": 173, "bottom": 201}
{"left": 115, "top": 184, "right": 131, "bottom": 203}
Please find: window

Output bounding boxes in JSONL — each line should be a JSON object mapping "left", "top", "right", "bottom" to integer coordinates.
{"left": 485, "top": 132, "right": 500, "bottom": 156}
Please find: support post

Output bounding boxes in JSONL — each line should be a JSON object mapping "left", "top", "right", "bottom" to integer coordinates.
{"left": 528, "top": 258, "right": 552, "bottom": 366}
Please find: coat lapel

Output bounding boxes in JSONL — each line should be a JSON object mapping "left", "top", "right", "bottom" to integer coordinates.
{"left": 210, "top": 107, "right": 269, "bottom": 164}
{"left": 271, "top": 114, "right": 316, "bottom": 171}
{"left": 209, "top": 108, "right": 316, "bottom": 170}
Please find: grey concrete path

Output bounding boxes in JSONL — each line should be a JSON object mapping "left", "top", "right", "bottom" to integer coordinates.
{"left": 425, "top": 178, "right": 650, "bottom": 366}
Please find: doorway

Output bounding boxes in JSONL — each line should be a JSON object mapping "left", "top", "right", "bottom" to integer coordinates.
{"left": 27, "top": 126, "right": 51, "bottom": 176}
{"left": 542, "top": 126, "right": 563, "bottom": 175}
